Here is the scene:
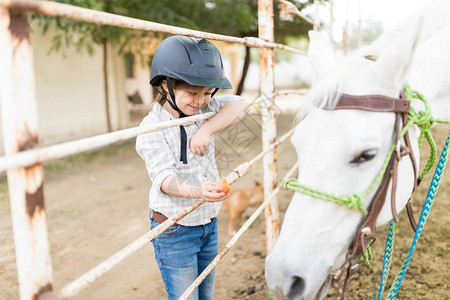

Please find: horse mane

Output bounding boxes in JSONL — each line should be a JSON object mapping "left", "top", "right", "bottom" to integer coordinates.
{"left": 306, "top": 19, "right": 422, "bottom": 112}
{"left": 295, "top": 56, "right": 373, "bottom": 122}
{"left": 307, "top": 56, "right": 372, "bottom": 109}
{"left": 294, "top": 57, "right": 361, "bottom": 122}
{"left": 297, "top": 0, "right": 450, "bottom": 123}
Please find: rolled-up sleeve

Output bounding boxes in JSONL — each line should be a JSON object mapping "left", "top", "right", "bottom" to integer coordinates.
{"left": 136, "top": 119, "right": 178, "bottom": 191}
{"left": 207, "top": 95, "right": 244, "bottom": 113}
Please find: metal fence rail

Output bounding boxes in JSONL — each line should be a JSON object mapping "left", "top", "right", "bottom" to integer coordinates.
{"left": 0, "top": 88, "right": 308, "bottom": 174}
{"left": 179, "top": 162, "right": 298, "bottom": 300}
{"left": 0, "top": 112, "right": 215, "bottom": 174}
{"left": 0, "top": 0, "right": 310, "bottom": 299}
{"left": 57, "top": 128, "right": 295, "bottom": 299}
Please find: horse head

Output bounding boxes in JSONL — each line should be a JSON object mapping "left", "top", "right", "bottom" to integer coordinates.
{"left": 264, "top": 17, "right": 430, "bottom": 300}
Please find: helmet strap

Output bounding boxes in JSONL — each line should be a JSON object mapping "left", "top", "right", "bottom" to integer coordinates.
{"left": 166, "top": 77, "right": 188, "bottom": 164}
{"left": 151, "top": 81, "right": 189, "bottom": 164}
{"left": 152, "top": 78, "right": 215, "bottom": 165}
{"left": 166, "top": 77, "right": 187, "bottom": 118}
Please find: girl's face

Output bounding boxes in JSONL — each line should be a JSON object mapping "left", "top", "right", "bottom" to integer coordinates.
{"left": 164, "top": 81, "right": 214, "bottom": 116}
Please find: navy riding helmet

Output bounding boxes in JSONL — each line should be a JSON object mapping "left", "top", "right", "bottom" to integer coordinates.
{"left": 150, "top": 35, "right": 232, "bottom": 90}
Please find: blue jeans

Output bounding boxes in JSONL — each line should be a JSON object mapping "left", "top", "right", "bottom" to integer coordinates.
{"left": 150, "top": 217, "right": 218, "bottom": 300}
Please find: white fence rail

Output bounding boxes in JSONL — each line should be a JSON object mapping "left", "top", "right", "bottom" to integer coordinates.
{"left": 0, "top": 0, "right": 311, "bottom": 299}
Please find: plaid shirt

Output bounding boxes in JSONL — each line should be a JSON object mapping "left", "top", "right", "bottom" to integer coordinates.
{"left": 136, "top": 95, "right": 242, "bottom": 226}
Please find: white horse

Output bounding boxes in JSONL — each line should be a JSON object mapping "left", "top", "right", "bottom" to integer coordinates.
{"left": 265, "top": 1, "right": 450, "bottom": 299}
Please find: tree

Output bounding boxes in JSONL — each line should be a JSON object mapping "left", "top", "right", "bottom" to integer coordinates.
{"left": 196, "top": 0, "right": 316, "bottom": 95}
{"left": 33, "top": 0, "right": 316, "bottom": 127}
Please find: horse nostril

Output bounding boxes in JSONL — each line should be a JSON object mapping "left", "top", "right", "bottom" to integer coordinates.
{"left": 287, "top": 276, "right": 305, "bottom": 299}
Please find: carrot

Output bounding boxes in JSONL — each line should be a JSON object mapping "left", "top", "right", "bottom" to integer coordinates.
{"left": 220, "top": 177, "right": 232, "bottom": 194}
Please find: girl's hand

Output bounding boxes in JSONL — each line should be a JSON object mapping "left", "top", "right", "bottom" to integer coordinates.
{"left": 200, "top": 181, "right": 230, "bottom": 202}
{"left": 190, "top": 127, "right": 212, "bottom": 156}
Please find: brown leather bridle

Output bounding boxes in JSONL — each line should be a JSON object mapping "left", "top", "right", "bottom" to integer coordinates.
{"left": 327, "top": 91, "right": 419, "bottom": 299}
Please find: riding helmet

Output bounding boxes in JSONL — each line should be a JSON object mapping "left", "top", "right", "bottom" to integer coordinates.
{"left": 150, "top": 35, "right": 232, "bottom": 90}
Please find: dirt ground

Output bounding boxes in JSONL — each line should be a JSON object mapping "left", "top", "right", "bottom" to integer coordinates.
{"left": 0, "top": 93, "right": 449, "bottom": 300}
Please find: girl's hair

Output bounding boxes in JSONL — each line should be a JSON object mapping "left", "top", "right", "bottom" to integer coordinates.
{"left": 148, "top": 78, "right": 184, "bottom": 113}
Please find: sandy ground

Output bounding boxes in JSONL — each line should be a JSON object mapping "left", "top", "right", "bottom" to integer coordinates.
{"left": 0, "top": 93, "right": 449, "bottom": 300}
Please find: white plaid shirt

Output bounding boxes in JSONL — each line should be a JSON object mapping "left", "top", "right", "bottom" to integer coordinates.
{"left": 136, "top": 95, "right": 243, "bottom": 226}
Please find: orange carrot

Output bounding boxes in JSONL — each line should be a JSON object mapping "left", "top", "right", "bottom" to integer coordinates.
{"left": 220, "top": 177, "right": 232, "bottom": 194}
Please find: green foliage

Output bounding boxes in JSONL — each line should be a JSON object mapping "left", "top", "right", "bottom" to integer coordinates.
{"left": 274, "top": 0, "right": 313, "bottom": 43}
{"left": 31, "top": 0, "right": 130, "bottom": 56}
{"left": 32, "top": 0, "right": 319, "bottom": 59}
{"left": 220, "top": 0, "right": 317, "bottom": 42}
{"left": 197, "top": 0, "right": 255, "bottom": 36}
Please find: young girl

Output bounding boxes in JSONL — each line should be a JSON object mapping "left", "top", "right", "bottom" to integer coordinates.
{"left": 136, "top": 35, "right": 248, "bottom": 300}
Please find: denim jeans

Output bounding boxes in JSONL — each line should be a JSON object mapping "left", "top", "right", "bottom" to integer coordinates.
{"left": 150, "top": 217, "right": 218, "bottom": 300}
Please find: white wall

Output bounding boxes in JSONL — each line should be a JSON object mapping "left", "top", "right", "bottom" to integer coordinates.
{"left": 107, "top": 45, "right": 129, "bottom": 131}
{"left": 33, "top": 30, "right": 106, "bottom": 145}
{"left": 125, "top": 62, "right": 153, "bottom": 108}
{"left": 0, "top": 26, "right": 128, "bottom": 154}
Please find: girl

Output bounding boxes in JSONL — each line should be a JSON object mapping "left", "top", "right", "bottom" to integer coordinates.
{"left": 136, "top": 35, "right": 248, "bottom": 300}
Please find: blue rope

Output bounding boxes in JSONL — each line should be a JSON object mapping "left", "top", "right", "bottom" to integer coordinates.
{"left": 373, "top": 220, "right": 395, "bottom": 300}
{"left": 375, "top": 131, "right": 450, "bottom": 300}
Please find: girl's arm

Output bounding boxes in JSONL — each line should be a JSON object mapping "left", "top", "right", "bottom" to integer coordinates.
{"left": 201, "top": 99, "right": 249, "bottom": 134}
{"left": 161, "top": 175, "right": 229, "bottom": 202}
{"left": 190, "top": 100, "right": 249, "bottom": 155}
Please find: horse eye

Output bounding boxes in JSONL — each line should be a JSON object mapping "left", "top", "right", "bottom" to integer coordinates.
{"left": 350, "top": 149, "right": 378, "bottom": 164}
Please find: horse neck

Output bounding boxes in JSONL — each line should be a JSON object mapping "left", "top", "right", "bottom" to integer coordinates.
{"left": 406, "top": 34, "right": 450, "bottom": 121}
{"left": 363, "top": 1, "right": 450, "bottom": 118}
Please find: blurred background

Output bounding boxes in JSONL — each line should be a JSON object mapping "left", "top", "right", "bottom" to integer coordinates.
{"left": 0, "top": 0, "right": 422, "bottom": 153}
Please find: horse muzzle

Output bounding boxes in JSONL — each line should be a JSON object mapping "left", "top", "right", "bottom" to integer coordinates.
{"left": 265, "top": 251, "right": 332, "bottom": 300}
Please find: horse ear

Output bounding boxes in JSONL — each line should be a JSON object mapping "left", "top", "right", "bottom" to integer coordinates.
{"left": 308, "top": 30, "right": 336, "bottom": 79}
{"left": 372, "top": 18, "right": 423, "bottom": 90}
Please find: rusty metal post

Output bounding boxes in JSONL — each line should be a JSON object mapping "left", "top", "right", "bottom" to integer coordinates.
{"left": 258, "top": 0, "right": 279, "bottom": 254}
{"left": 0, "top": 7, "right": 54, "bottom": 300}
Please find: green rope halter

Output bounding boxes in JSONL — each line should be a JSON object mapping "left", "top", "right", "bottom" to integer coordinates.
{"left": 284, "top": 84, "right": 450, "bottom": 216}
{"left": 284, "top": 179, "right": 368, "bottom": 215}
{"left": 403, "top": 83, "right": 450, "bottom": 179}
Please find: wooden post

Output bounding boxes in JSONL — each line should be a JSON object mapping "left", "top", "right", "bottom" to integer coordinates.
{"left": 0, "top": 7, "right": 54, "bottom": 300}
